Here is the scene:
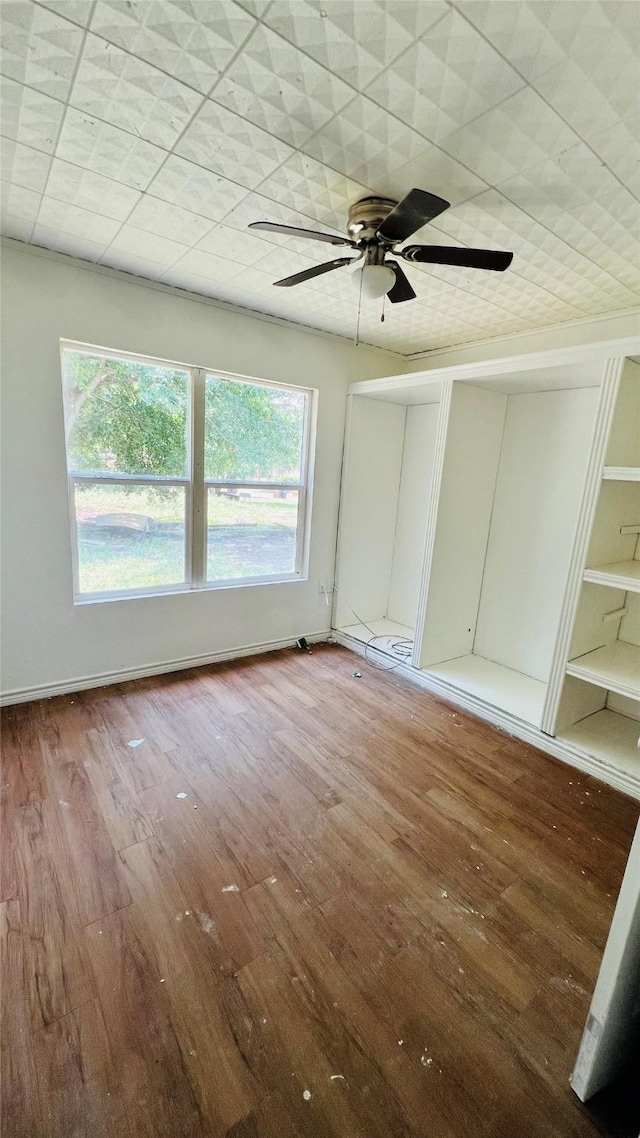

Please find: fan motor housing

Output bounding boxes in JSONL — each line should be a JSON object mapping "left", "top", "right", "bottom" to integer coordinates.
{"left": 347, "top": 196, "right": 398, "bottom": 243}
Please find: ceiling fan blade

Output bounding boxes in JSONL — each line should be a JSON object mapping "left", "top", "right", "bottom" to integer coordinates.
{"left": 273, "top": 257, "right": 356, "bottom": 288}
{"left": 402, "top": 245, "right": 514, "bottom": 271}
{"left": 249, "top": 221, "right": 354, "bottom": 246}
{"left": 386, "top": 260, "right": 416, "bottom": 304}
{"left": 376, "top": 188, "right": 450, "bottom": 244}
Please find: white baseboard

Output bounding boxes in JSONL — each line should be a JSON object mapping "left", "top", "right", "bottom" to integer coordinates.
{"left": 0, "top": 631, "right": 331, "bottom": 707}
{"left": 333, "top": 630, "right": 640, "bottom": 802}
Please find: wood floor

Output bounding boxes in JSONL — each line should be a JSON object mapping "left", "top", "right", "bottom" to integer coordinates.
{"left": 2, "top": 643, "right": 639, "bottom": 1138}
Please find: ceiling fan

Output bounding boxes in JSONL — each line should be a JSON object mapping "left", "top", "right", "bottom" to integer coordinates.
{"left": 248, "top": 188, "right": 513, "bottom": 304}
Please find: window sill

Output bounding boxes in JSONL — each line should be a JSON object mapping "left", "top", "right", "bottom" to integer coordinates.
{"left": 73, "top": 573, "right": 307, "bottom": 605}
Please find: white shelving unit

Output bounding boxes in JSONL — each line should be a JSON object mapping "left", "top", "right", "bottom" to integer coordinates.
{"left": 548, "top": 358, "right": 640, "bottom": 789}
{"left": 333, "top": 337, "right": 640, "bottom": 798}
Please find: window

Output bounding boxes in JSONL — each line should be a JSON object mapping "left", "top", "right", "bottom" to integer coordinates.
{"left": 61, "top": 343, "right": 314, "bottom": 601}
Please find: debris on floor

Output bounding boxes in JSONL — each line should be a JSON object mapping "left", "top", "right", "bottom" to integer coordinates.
{"left": 128, "top": 738, "right": 145, "bottom": 747}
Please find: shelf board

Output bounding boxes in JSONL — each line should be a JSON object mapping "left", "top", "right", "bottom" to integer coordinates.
{"left": 424, "top": 653, "right": 546, "bottom": 727}
{"left": 602, "top": 466, "right": 640, "bottom": 481}
{"left": 583, "top": 560, "right": 640, "bottom": 592}
{"left": 566, "top": 641, "right": 640, "bottom": 701}
{"left": 559, "top": 710, "right": 640, "bottom": 777}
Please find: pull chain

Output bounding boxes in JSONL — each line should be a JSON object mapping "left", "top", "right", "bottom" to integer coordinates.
{"left": 381, "top": 292, "right": 386, "bottom": 323}
{"left": 354, "top": 263, "right": 364, "bottom": 347}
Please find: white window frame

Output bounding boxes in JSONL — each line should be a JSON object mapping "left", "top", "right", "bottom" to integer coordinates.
{"left": 61, "top": 341, "right": 316, "bottom": 604}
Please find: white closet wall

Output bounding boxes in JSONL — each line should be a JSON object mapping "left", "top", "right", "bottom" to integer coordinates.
{"left": 474, "top": 387, "right": 599, "bottom": 681}
{"left": 418, "top": 383, "right": 506, "bottom": 668}
{"left": 334, "top": 396, "right": 406, "bottom": 629}
{"left": 387, "top": 403, "right": 439, "bottom": 629}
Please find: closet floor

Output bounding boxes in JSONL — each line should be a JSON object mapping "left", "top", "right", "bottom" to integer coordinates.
{"left": 2, "top": 643, "right": 638, "bottom": 1138}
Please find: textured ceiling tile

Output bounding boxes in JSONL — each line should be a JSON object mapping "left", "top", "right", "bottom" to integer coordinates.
{"left": 1, "top": 137, "right": 51, "bottom": 192}
{"left": 0, "top": 2, "right": 84, "bottom": 100}
{"left": 304, "top": 95, "right": 426, "bottom": 187}
{"left": 175, "top": 99, "right": 294, "bottom": 188}
{"left": 90, "top": 0, "right": 255, "bottom": 95}
{"left": 46, "top": 157, "right": 141, "bottom": 219}
{"left": 234, "top": 0, "right": 272, "bottom": 17}
{"left": 375, "top": 144, "right": 486, "bottom": 208}
{"left": 0, "top": 76, "right": 65, "bottom": 154}
{"left": 69, "top": 34, "right": 203, "bottom": 148}
{"left": 99, "top": 247, "right": 170, "bottom": 277}
{"left": 106, "top": 223, "right": 189, "bottom": 265}
{"left": 431, "top": 190, "right": 639, "bottom": 314}
{"left": 163, "top": 246, "right": 242, "bottom": 283}
{"left": 127, "top": 195, "right": 214, "bottom": 245}
{"left": 0, "top": 180, "right": 40, "bottom": 240}
{"left": 35, "top": 195, "right": 122, "bottom": 243}
{"left": 212, "top": 25, "right": 354, "bottom": 148}
{"left": 32, "top": 224, "right": 112, "bottom": 259}
{"left": 495, "top": 144, "right": 625, "bottom": 217}
{"left": 439, "top": 86, "right": 580, "bottom": 185}
{"left": 456, "top": 0, "right": 616, "bottom": 81}
{"left": 365, "top": 8, "right": 524, "bottom": 143}
{"left": 496, "top": 170, "right": 640, "bottom": 293}
{"left": 257, "top": 151, "right": 371, "bottom": 231}
{"left": 146, "top": 153, "right": 248, "bottom": 219}
{"left": 262, "top": 0, "right": 446, "bottom": 90}
{"left": 39, "top": 1, "right": 94, "bottom": 27}
{"left": 588, "top": 119, "right": 640, "bottom": 200}
{"left": 197, "top": 222, "right": 282, "bottom": 266}
{"left": 531, "top": 39, "right": 640, "bottom": 149}
{"left": 56, "top": 108, "right": 166, "bottom": 188}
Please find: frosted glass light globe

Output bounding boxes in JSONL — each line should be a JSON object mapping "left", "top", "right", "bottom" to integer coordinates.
{"left": 356, "top": 262, "right": 396, "bottom": 299}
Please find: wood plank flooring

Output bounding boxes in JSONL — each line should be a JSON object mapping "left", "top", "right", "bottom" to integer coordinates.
{"left": 2, "top": 643, "right": 638, "bottom": 1137}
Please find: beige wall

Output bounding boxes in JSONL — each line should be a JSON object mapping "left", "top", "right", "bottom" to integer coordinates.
{"left": 0, "top": 242, "right": 397, "bottom": 700}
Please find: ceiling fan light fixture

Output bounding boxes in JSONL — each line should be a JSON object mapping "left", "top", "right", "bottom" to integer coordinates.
{"left": 356, "top": 262, "right": 397, "bottom": 299}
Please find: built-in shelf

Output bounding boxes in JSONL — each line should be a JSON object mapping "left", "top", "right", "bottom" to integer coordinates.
{"left": 583, "top": 561, "right": 640, "bottom": 592}
{"left": 424, "top": 654, "right": 546, "bottom": 727}
{"left": 602, "top": 466, "right": 640, "bottom": 481}
{"left": 566, "top": 641, "right": 640, "bottom": 701}
{"left": 559, "top": 710, "right": 640, "bottom": 777}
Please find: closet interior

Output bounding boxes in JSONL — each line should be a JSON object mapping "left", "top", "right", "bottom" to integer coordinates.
{"left": 333, "top": 342, "right": 640, "bottom": 797}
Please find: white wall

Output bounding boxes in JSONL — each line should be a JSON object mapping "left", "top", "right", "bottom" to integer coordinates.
{"left": 474, "top": 387, "right": 599, "bottom": 681}
{"left": 387, "top": 403, "right": 439, "bottom": 629}
{"left": 0, "top": 242, "right": 396, "bottom": 701}
{"left": 333, "top": 395, "right": 406, "bottom": 628}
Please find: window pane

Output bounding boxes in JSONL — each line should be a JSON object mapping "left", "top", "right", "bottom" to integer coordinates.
{"left": 205, "top": 375, "right": 305, "bottom": 483}
{"left": 206, "top": 487, "right": 299, "bottom": 581}
{"left": 74, "top": 483, "right": 186, "bottom": 594}
{"left": 62, "top": 350, "right": 189, "bottom": 477}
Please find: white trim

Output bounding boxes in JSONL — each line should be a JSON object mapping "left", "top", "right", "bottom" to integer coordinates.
{"left": 0, "top": 632, "right": 331, "bottom": 707}
{"left": 332, "top": 630, "right": 640, "bottom": 801}
{"left": 348, "top": 337, "right": 640, "bottom": 399}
